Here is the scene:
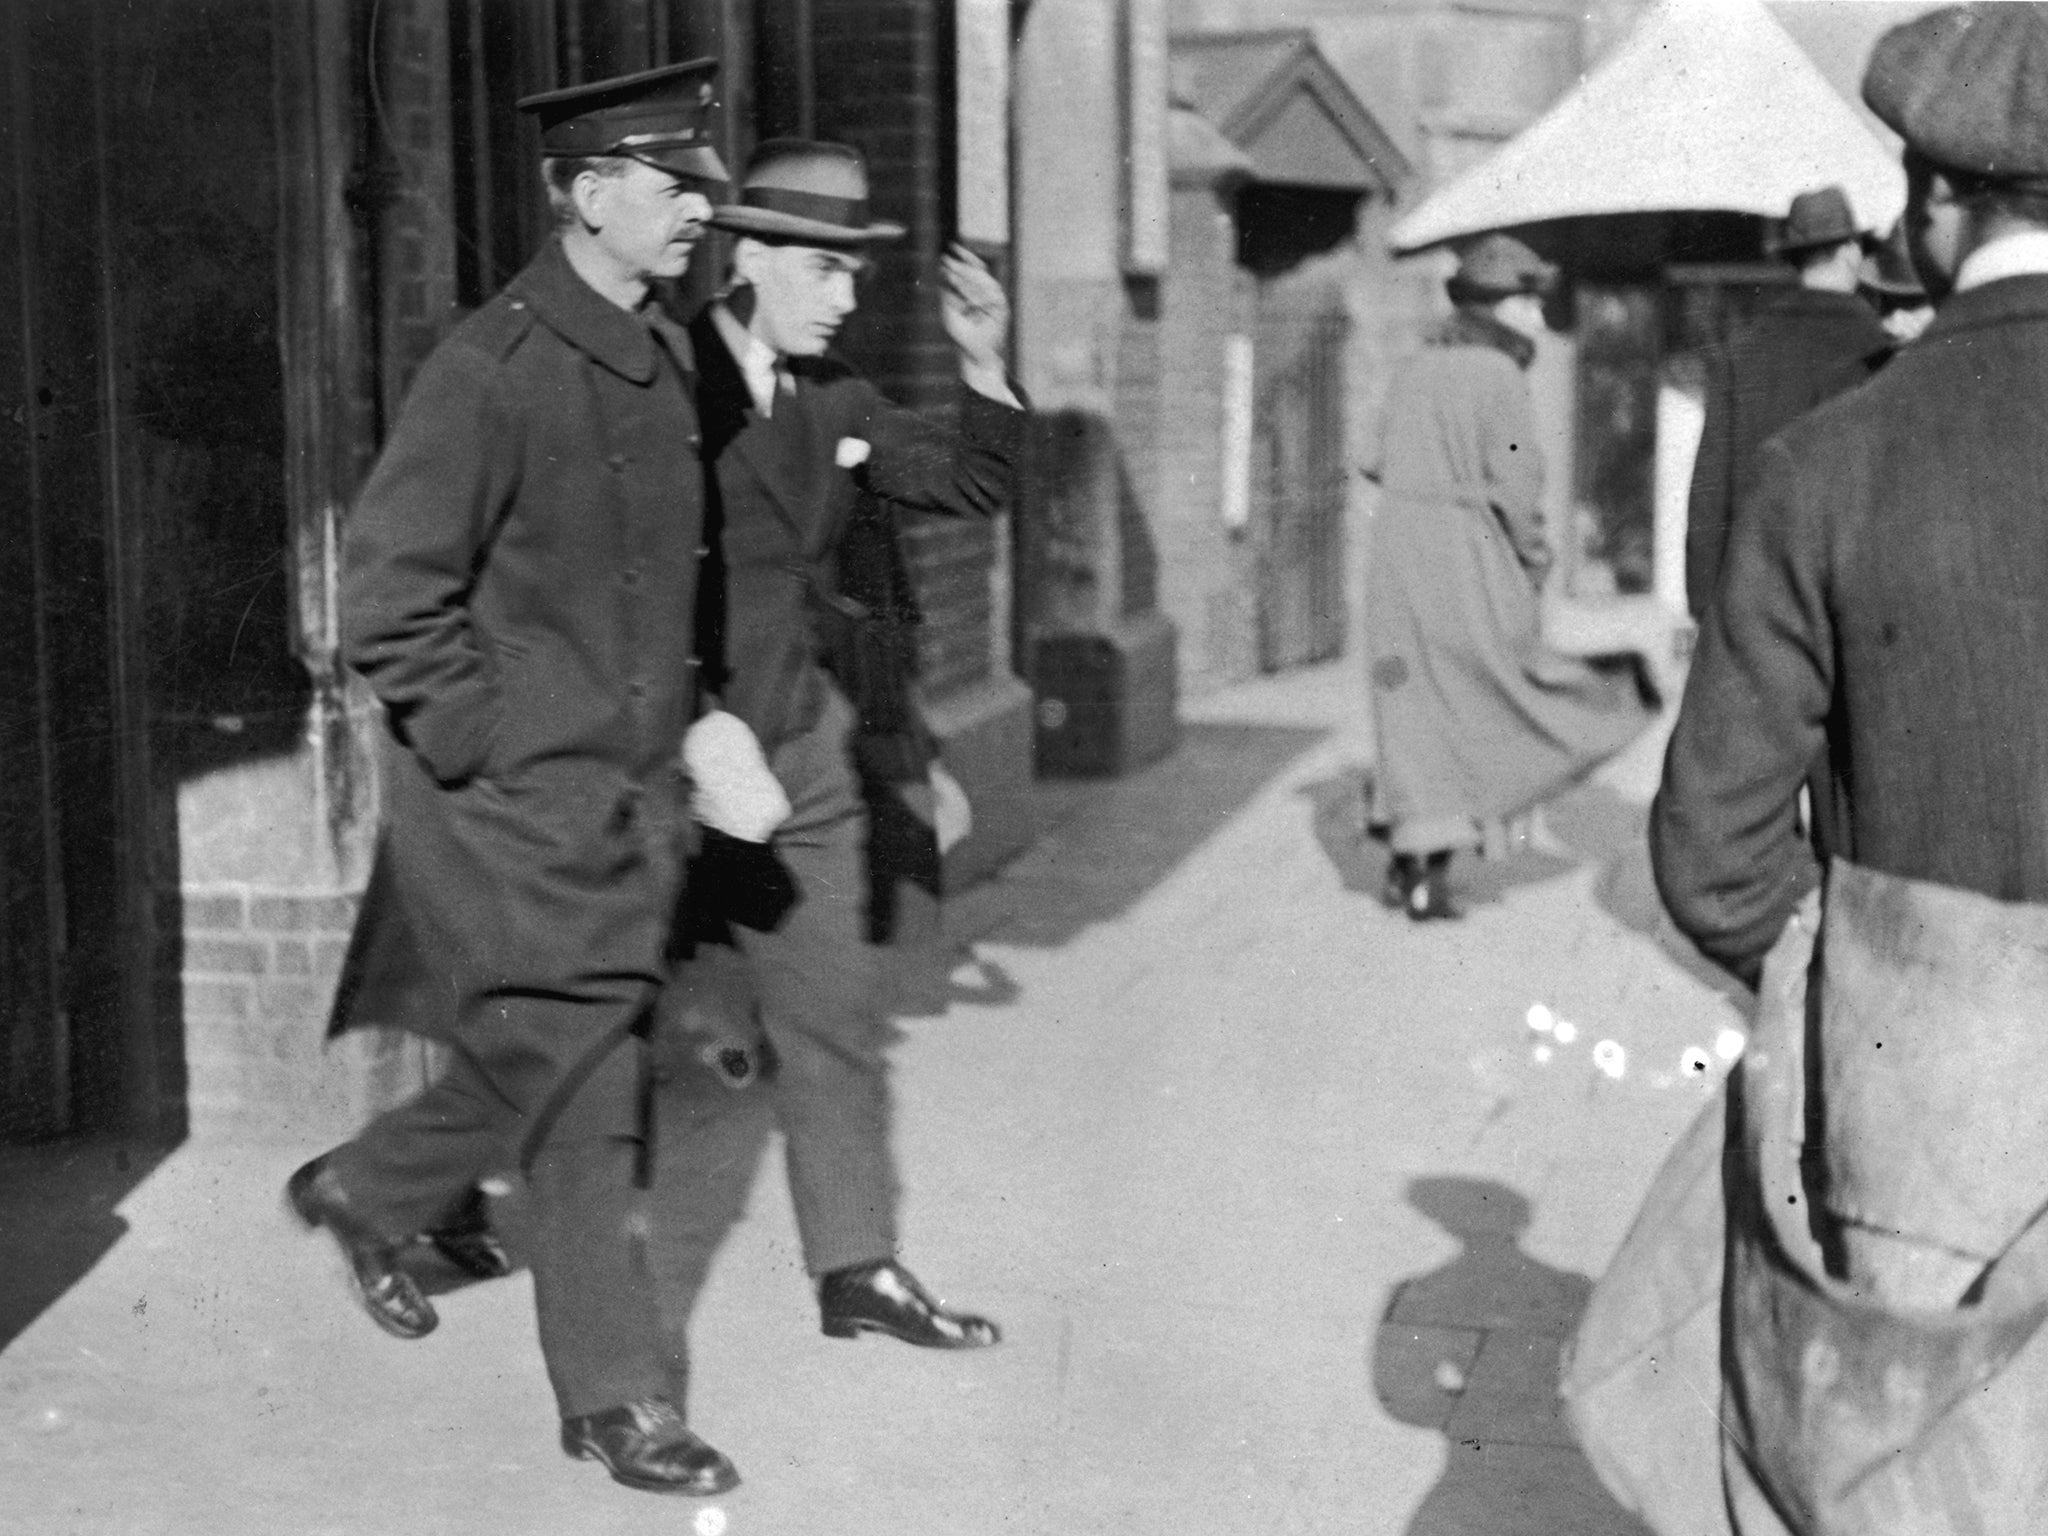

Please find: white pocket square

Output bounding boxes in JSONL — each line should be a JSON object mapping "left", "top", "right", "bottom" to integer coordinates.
{"left": 835, "top": 437, "right": 872, "bottom": 469}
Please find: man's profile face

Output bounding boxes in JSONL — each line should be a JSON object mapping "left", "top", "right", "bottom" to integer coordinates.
{"left": 737, "top": 241, "right": 865, "bottom": 356}
{"left": 583, "top": 160, "right": 714, "bottom": 283}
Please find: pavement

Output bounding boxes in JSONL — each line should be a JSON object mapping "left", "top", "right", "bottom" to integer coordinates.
{"left": 0, "top": 655, "right": 1748, "bottom": 1535}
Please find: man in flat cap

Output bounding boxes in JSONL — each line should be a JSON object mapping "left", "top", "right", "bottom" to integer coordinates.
{"left": 642, "top": 138, "right": 1022, "bottom": 1431}
{"left": 1653, "top": 6, "right": 2048, "bottom": 1527}
{"left": 1683, "top": 185, "right": 1889, "bottom": 621}
{"left": 289, "top": 60, "right": 750, "bottom": 1496}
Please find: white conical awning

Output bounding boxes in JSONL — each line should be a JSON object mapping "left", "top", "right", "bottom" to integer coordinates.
{"left": 1390, "top": 0, "right": 1906, "bottom": 253}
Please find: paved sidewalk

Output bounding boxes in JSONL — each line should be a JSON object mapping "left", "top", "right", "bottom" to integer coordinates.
{"left": 1, "top": 658, "right": 1743, "bottom": 1535}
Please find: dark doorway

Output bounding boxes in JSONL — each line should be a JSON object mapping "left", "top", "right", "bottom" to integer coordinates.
{"left": 1, "top": 0, "right": 309, "bottom": 1145}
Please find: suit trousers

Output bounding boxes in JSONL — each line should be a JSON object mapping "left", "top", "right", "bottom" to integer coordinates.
{"left": 735, "top": 686, "right": 899, "bottom": 1276}
{"left": 645, "top": 687, "right": 900, "bottom": 1406}
{"left": 322, "top": 1009, "right": 668, "bottom": 1419}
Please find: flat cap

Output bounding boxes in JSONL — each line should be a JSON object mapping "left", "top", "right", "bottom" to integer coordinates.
{"left": 1863, "top": 5, "right": 2048, "bottom": 188}
{"left": 518, "top": 59, "right": 729, "bottom": 183}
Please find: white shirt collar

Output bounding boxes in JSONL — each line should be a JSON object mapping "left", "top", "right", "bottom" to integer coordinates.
{"left": 1955, "top": 230, "right": 2048, "bottom": 293}
{"left": 711, "top": 301, "right": 786, "bottom": 417}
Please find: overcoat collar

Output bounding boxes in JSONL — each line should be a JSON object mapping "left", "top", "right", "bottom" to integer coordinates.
{"left": 1751, "top": 285, "right": 1881, "bottom": 325}
{"left": 689, "top": 305, "right": 838, "bottom": 544}
{"left": 506, "top": 238, "right": 690, "bottom": 384}
{"left": 1920, "top": 272, "right": 2048, "bottom": 349}
{"left": 1431, "top": 304, "right": 1537, "bottom": 370}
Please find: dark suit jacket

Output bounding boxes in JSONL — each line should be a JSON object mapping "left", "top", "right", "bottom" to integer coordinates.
{"left": 1684, "top": 286, "right": 1890, "bottom": 617}
{"left": 332, "top": 240, "right": 705, "bottom": 1059}
{"left": 1653, "top": 274, "right": 2048, "bottom": 984}
{"left": 685, "top": 307, "right": 1024, "bottom": 757}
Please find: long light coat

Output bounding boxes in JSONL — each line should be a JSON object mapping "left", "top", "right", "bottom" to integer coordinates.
{"left": 1365, "top": 311, "right": 1651, "bottom": 854}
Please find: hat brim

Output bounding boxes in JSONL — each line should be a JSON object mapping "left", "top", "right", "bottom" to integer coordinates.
{"left": 1446, "top": 274, "right": 1557, "bottom": 303}
{"left": 1769, "top": 227, "right": 1864, "bottom": 258}
{"left": 626, "top": 146, "right": 731, "bottom": 184}
{"left": 1860, "top": 267, "right": 1926, "bottom": 300}
{"left": 710, "top": 205, "right": 906, "bottom": 245}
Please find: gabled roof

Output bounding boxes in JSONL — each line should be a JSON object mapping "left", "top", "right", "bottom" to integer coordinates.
{"left": 1171, "top": 29, "right": 1411, "bottom": 196}
{"left": 1169, "top": 100, "right": 1256, "bottom": 189}
{"left": 1390, "top": 0, "right": 1906, "bottom": 253}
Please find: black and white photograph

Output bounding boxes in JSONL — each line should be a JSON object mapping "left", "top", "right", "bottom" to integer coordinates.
{"left": 1, "top": 1, "right": 2038, "bottom": 1531}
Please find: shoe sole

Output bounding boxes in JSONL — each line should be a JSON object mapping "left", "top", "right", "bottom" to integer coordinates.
{"left": 821, "top": 1315, "right": 1000, "bottom": 1348}
{"left": 283, "top": 1174, "right": 438, "bottom": 1341}
{"left": 564, "top": 1441, "right": 740, "bottom": 1496}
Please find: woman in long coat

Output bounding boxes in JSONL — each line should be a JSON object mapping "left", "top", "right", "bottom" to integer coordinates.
{"left": 1365, "top": 233, "right": 1654, "bottom": 918}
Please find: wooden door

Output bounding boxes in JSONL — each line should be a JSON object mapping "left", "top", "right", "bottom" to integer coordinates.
{"left": 1255, "top": 311, "right": 1348, "bottom": 672}
{"left": 0, "top": 2, "right": 126, "bottom": 1139}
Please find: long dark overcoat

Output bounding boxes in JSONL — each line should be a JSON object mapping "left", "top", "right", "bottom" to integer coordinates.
{"left": 1683, "top": 285, "right": 1889, "bottom": 617}
{"left": 1654, "top": 273, "right": 2048, "bottom": 985}
{"left": 1365, "top": 310, "right": 1651, "bottom": 855}
{"left": 329, "top": 240, "right": 706, "bottom": 1112}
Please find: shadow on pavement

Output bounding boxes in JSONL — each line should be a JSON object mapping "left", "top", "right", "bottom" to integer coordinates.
{"left": 1372, "top": 1176, "right": 1653, "bottom": 1536}
{"left": 0, "top": 1138, "right": 175, "bottom": 1350}
{"left": 942, "top": 722, "right": 1327, "bottom": 952}
{"left": 1299, "top": 768, "right": 1654, "bottom": 915}
{"left": 1584, "top": 790, "right": 1753, "bottom": 1007}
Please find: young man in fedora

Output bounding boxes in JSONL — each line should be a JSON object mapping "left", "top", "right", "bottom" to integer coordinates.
{"left": 646, "top": 138, "right": 1024, "bottom": 1428}
{"left": 1684, "top": 184, "right": 1889, "bottom": 620}
{"left": 289, "top": 61, "right": 754, "bottom": 1497}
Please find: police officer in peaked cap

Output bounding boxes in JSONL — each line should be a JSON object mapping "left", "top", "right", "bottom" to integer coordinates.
{"left": 288, "top": 58, "right": 769, "bottom": 1497}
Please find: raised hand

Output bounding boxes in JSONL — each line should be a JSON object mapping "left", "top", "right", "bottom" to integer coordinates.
{"left": 938, "top": 243, "right": 1009, "bottom": 373}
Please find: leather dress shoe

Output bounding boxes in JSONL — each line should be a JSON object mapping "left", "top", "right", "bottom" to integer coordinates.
{"left": 285, "top": 1156, "right": 438, "bottom": 1340}
{"left": 560, "top": 1398, "right": 740, "bottom": 1496}
{"left": 421, "top": 1186, "right": 514, "bottom": 1281}
{"left": 819, "top": 1259, "right": 1000, "bottom": 1349}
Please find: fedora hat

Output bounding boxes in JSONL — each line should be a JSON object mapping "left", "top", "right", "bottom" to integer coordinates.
{"left": 1771, "top": 186, "right": 1861, "bottom": 257}
{"left": 1446, "top": 232, "right": 1557, "bottom": 303}
{"left": 1859, "top": 218, "right": 1926, "bottom": 302}
{"left": 517, "top": 59, "right": 729, "bottom": 184}
{"left": 711, "top": 139, "right": 905, "bottom": 246}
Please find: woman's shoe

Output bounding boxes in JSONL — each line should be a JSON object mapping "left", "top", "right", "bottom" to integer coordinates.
{"left": 1381, "top": 854, "right": 1419, "bottom": 911}
{"left": 1388, "top": 851, "right": 1462, "bottom": 921}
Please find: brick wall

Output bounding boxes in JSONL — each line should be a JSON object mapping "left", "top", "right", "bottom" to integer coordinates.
{"left": 1113, "top": 281, "right": 1164, "bottom": 622}
{"left": 812, "top": 0, "right": 999, "bottom": 695}
{"left": 171, "top": 0, "right": 454, "bottom": 1142}
{"left": 180, "top": 883, "right": 430, "bottom": 1141}
{"left": 375, "top": 0, "right": 459, "bottom": 418}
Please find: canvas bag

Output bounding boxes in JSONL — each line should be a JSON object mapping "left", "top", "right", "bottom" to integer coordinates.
{"left": 1566, "top": 865, "right": 2048, "bottom": 1536}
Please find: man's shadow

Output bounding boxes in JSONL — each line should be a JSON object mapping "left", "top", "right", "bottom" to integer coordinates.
{"left": 1372, "top": 1176, "right": 1652, "bottom": 1536}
